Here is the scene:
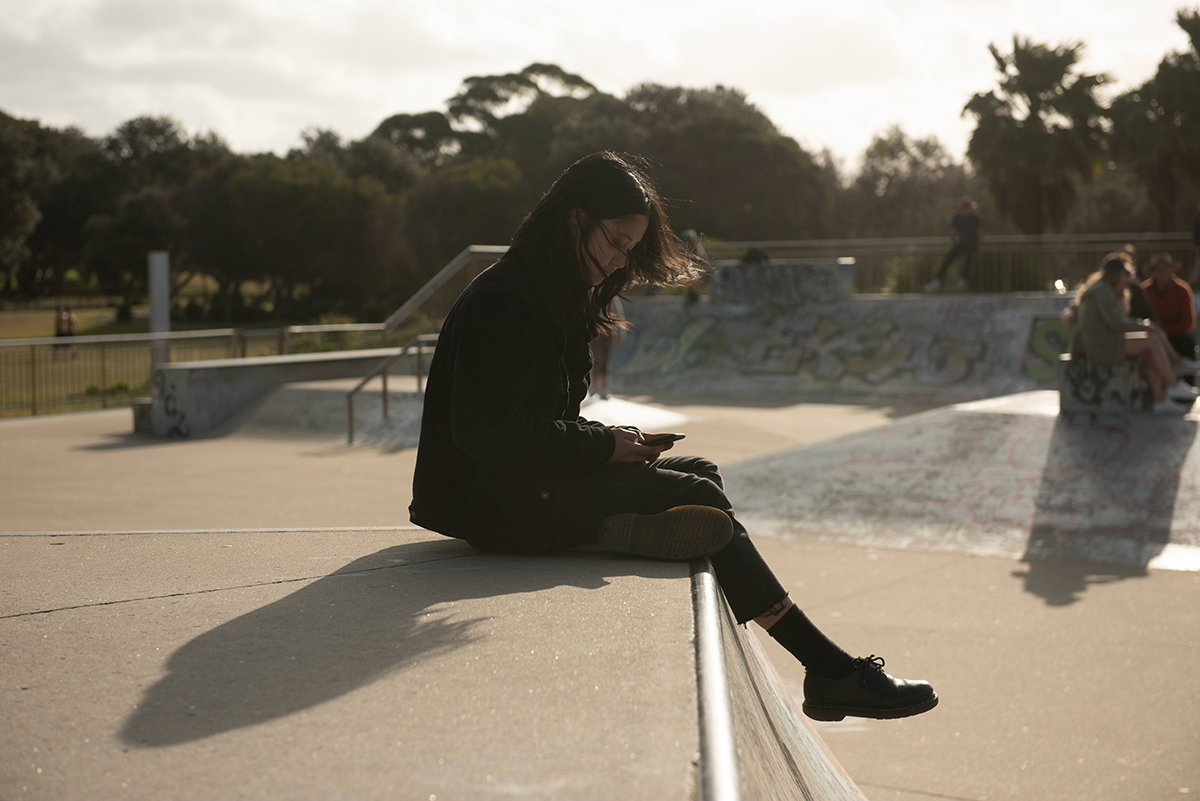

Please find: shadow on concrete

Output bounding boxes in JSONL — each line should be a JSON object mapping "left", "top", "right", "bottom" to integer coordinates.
{"left": 75, "top": 384, "right": 424, "bottom": 452}
{"left": 1017, "top": 415, "right": 1198, "bottom": 605}
{"left": 119, "top": 541, "right": 668, "bottom": 747}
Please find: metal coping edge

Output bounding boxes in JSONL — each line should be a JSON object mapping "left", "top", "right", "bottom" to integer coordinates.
{"left": 692, "top": 558, "right": 741, "bottom": 801}
{"left": 0, "top": 526, "right": 426, "bottom": 537}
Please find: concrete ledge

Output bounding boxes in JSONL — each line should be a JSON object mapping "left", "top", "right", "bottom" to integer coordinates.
{"left": 150, "top": 348, "right": 400, "bottom": 437}
{"left": 1, "top": 526, "right": 868, "bottom": 799}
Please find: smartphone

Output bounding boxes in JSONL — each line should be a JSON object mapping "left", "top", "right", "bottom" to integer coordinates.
{"left": 642, "top": 433, "right": 686, "bottom": 447}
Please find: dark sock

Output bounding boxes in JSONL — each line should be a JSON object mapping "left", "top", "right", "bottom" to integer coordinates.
{"left": 767, "top": 606, "right": 856, "bottom": 679}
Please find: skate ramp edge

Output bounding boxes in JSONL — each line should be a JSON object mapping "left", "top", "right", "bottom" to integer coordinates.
{"left": 693, "top": 561, "right": 867, "bottom": 801}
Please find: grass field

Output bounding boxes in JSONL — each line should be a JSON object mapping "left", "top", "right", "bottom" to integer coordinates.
{"left": 0, "top": 307, "right": 120, "bottom": 340}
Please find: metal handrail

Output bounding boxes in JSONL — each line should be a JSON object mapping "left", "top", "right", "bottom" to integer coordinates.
{"left": 383, "top": 245, "right": 506, "bottom": 333}
{"left": 0, "top": 323, "right": 387, "bottom": 350}
{"left": 346, "top": 333, "right": 438, "bottom": 444}
{"left": 0, "top": 328, "right": 240, "bottom": 349}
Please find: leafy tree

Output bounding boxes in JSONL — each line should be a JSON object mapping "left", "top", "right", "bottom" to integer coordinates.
{"left": 22, "top": 127, "right": 120, "bottom": 297}
{"left": 83, "top": 186, "right": 183, "bottom": 317}
{"left": 1110, "top": 8, "right": 1200, "bottom": 229}
{"left": 102, "top": 115, "right": 227, "bottom": 192}
{"left": 1066, "top": 162, "right": 1157, "bottom": 233}
{"left": 403, "top": 156, "right": 525, "bottom": 271}
{"left": 835, "top": 126, "right": 971, "bottom": 238}
{"left": 628, "top": 84, "right": 830, "bottom": 239}
{"left": 964, "top": 36, "right": 1108, "bottom": 234}
{"left": 447, "top": 63, "right": 596, "bottom": 138}
{"left": 0, "top": 111, "right": 57, "bottom": 295}
{"left": 183, "top": 154, "right": 414, "bottom": 321}
{"left": 370, "top": 111, "right": 468, "bottom": 170}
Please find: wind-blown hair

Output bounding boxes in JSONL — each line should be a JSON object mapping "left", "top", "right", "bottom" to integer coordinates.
{"left": 507, "top": 151, "right": 701, "bottom": 334}
{"left": 1073, "top": 253, "right": 1134, "bottom": 310}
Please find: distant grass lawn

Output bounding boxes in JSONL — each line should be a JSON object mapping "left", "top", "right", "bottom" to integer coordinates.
{"left": 0, "top": 307, "right": 120, "bottom": 340}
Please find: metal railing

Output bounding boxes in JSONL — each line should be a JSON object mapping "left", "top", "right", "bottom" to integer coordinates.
{"left": 346, "top": 334, "right": 438, "bottom": 444}
{"left": 701, "top": 232, "right": 1196, "bottom": 294}
{"left": 0, "top": 323, "right": 411, "bottom": 418}
{"left": 384, "top": 245, "right": 507, "bottom": 334}
{"left": 379, "top": 234, "right": 1197, "bottom": 339}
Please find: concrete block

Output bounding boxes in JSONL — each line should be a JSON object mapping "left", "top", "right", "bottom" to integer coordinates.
{"left": 150, "top": 348, "right": 400, "bottom": 438}
{"left": 131, "top": 397, "right": 153, "bottom": 435}
{"left": 1057, "top": 354, "right": 1148, "bottom": 419}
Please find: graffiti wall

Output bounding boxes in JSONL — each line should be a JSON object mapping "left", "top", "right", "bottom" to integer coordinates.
{"left": 610, "top": 290, "right": 1072, "bottom": 399}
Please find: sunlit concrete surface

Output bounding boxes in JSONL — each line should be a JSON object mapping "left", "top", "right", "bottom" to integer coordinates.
{"left": 3, "top": 386, "right": 1199, "bottom": 799}
{"left": 1, "top": 530, "right": 701, "bottom": 799}
{"left": 727, "top": 390, "right": 1200, "bottom": 573}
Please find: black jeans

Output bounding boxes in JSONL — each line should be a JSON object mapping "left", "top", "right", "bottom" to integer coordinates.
{"left": 553, "top": 455, "right": 788, "bottom": 624}
{"left": 935, "top": 240, "right": 977, "bottom": 283}
{"left": 1168, "top": 332, "right": 1197, "bottom": 360}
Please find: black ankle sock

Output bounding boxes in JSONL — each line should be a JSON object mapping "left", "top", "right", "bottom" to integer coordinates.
{"left": 767, "top": 606, "right": 856, "bottom": 679}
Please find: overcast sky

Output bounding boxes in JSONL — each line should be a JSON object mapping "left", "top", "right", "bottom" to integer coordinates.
{"left": 1, "top": 0, "right": 1193, "bottom": 171}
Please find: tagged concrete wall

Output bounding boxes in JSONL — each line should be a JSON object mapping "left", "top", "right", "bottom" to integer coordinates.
{"left": 610, "top": 292, "right": 1072, "bottom": 400}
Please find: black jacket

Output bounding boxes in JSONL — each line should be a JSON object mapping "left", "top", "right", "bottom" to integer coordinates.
{"left": 409, "top": 255, "right": 617, "bottom": 552}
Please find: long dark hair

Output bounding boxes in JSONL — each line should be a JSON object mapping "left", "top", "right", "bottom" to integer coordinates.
{"left": 507, "top": 151, "right": 700, "bottom": 334}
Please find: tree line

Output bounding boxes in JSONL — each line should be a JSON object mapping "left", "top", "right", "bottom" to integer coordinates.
{"left": 1, "top": 8, "right": 1197, "bottom": 321}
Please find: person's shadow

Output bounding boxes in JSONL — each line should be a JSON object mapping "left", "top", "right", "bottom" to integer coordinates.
{"left": 1015, "top": 414, "right": 1197, "bottom": 605}
{"left": 119, "top": 541, "right": 672, "bottom": 747}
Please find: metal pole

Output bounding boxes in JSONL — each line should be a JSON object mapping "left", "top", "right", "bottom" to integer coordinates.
{"left": 29, "top": 345, "right": 36, "bottom": 416}
{"left": 100, "top": 343, "right": 108, "bottom": 409}
{"left": 382, "top": 369, "right": 389, "bottom": 419}
{"left": 416, "top": 346, "right": 424, "bottom": 394}
{"left": 346, "top": 396, "right": 355, "bottom": 445}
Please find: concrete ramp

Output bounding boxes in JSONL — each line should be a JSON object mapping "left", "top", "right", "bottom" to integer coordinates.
{"left": 725, "top": 390, "right": 1200, "bottom": 572}
{"left": 611, "top": 294, "right": 1070, "bottom": 401}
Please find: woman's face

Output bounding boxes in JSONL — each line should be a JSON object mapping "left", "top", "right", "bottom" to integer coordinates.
{"left": 580, "top": 214, "right": 650, "bottom": 287}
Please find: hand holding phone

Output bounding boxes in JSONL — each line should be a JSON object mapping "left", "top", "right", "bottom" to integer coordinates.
{"left": 641, "top": 433, "right": 686, "bottom": 447}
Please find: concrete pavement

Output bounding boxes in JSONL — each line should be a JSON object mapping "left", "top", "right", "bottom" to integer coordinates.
{"left": 3, "top": 386, "right": 1199, "bottom": 799}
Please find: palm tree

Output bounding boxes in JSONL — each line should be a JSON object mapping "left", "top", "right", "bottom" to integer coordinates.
{"left": 964, "top": 37, "right": 1107, "bottom": 234}
{"left": 1109, "top": 9, "right": 1200, "bottom": 230}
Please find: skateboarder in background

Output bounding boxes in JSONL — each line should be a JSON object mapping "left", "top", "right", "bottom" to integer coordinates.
{"left": 925, "top": 196, "right": 982, "bottom": 292}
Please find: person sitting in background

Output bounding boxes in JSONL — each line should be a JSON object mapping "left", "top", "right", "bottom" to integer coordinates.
{"left": 1120, "top": 244, "right": 1160, "bottom": 327}
{"left": 1070, "top": 256, "right": 1196, "bottom": 414}
{"left": 1142, "top": 253, "right": 1199, "bottom": 373}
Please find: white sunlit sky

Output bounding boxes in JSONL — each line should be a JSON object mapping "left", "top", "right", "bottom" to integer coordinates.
{"left": 1, "top": 0, "right": 1194, "bottom": 171}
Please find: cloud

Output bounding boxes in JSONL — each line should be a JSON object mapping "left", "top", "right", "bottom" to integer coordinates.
{"left": 0, "top": 0, "right": 1193, "bottom": 163}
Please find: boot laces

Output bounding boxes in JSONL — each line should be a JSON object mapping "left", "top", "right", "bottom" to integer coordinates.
{"left": 853, "top": 655, "right": 886, "bottom": 686}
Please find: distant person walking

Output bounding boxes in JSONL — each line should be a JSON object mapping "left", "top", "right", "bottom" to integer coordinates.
{"left": 925, "top": 196, "right": 982, "bottom": 292}
{"left": 53, "top": 305, "right": 78, "bottom": 358}
{"left": 588, "top": 297, "right": 624, "bottom": 400}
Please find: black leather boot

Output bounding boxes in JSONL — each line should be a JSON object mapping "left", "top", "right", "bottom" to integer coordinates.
{"left": 598, "top": 505, "right": 733, "bottom": 560}
{"left": 802, "top": 655, "right": 938, "bottom": 721}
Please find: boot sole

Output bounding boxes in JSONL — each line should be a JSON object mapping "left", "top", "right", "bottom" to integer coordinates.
{"left": 802, "top": 692, "right": 939, "bottom": 722}
{"left": 598, "top": 505, "right": 733, "bottom": 561}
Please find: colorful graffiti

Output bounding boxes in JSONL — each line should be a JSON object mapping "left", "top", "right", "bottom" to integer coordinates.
{"left": 611, "top": 293, "right": 1064, "bottom": 395}
{"left": 1021, "top": 314, "right": 1075, "bottom": 385}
